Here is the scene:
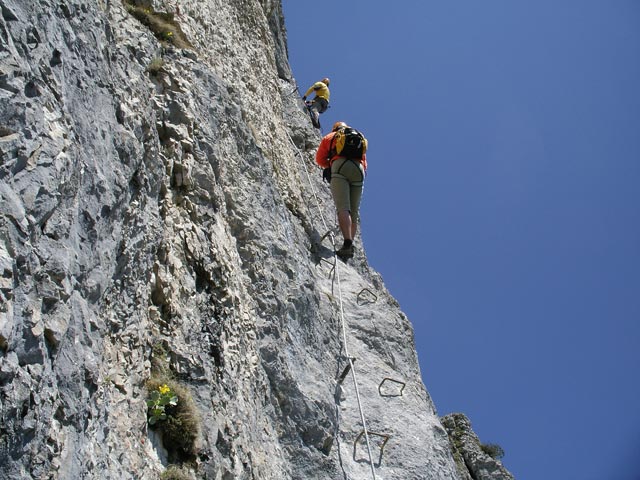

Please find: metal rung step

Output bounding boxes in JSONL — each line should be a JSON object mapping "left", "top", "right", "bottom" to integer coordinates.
{"left": 353, "top": 430, "right": 391, "bottom": 466}
{"left": 356, "top": 287, "right": 378, "bottom": 305}
{"left": 378, "top": 377, "right": 406, "bottom": 397}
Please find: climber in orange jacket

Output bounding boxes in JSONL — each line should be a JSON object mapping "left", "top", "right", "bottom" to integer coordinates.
{"left": 316, "top": 121, "right": 368, "bottom": 259}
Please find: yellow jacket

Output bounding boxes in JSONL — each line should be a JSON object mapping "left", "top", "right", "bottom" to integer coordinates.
{"left": 304, "top": 81, "right": 330, "bottom": 101}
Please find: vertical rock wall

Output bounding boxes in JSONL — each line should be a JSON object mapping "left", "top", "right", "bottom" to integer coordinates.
{"left": 0, "top": 0, "right": 482, "bottom": 479}
{"left": 442, "top": 414, "right": 515, "bottom": 480}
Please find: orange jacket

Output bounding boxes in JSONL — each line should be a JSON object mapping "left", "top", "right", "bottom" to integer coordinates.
{"left": 315, "top": 131, "right": 368, "bottom": 171}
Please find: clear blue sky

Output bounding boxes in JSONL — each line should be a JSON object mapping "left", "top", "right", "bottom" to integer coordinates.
{"left": 282, "top": 1, "right": 640, "bottom": 479}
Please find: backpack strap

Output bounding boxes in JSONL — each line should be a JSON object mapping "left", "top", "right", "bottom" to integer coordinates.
{"left": 328, "top": 131, "right": 338, "bottom": 160}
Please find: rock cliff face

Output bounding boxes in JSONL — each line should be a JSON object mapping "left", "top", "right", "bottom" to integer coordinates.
{"left": 441, "top": 414, "right": 514, "bottom": 480}
{"left": 0, "top": 1, "right": 511, "bottom": 479}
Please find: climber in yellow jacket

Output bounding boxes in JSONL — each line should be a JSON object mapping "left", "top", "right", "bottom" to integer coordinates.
{"left": 302, "top": 78, "right": 330, "bottom": 128}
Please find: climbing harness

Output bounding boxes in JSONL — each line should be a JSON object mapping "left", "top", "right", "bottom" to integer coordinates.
{"left": 331, "top": 158, "right": 365, "bottom": 185}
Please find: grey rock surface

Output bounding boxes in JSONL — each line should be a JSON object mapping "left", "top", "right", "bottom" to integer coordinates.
{"left": 441, "top": 414, "right": 515, "bottom": 480}
{"left": 0, "top": 0, "right": 484, "bottom": 478}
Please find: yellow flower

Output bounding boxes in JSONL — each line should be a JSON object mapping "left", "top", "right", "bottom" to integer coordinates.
{"left": 158, "top": 384, "right": 171, "bottom": 395}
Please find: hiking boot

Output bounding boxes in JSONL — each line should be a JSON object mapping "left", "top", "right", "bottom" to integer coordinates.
{"left": 336, "top": 244, "right": 354, "bottom": 258}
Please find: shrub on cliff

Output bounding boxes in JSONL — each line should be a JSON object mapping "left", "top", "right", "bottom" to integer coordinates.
{"left": 480, "top": 442, "right": 505, "bottom": 460}
{"left": 160, "top": 465, "right": 193, "bottom": 480}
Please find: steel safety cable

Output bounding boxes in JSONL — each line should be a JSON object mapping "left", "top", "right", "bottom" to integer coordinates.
{"left": 285, "top": 130, "right": 378, "bottom": 479}
{"left": 334, "top": 258, "right": 378, "bottom": 480}
{"left": 285, "top": 130, "right": 331, "bottom": 235}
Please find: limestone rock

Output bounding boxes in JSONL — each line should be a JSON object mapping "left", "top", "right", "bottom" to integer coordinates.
{"left": 0, "top": 0, "right": 471, "bottom": 478}
{"left": 441, "top": 413, "right": 515, "bottom": 480}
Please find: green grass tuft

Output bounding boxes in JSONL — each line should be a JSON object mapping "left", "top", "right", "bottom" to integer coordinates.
{"left": 147, "top": 56, "right": 165, "bottom": 76}
{"left": 160, "top": 465, "right": 193, "bottom": 480}
{"left": 147, "top": 376, "right": 200, "bottom": 459}
{"left": 123, "top": 1, "right": 193, "bottom": 49}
